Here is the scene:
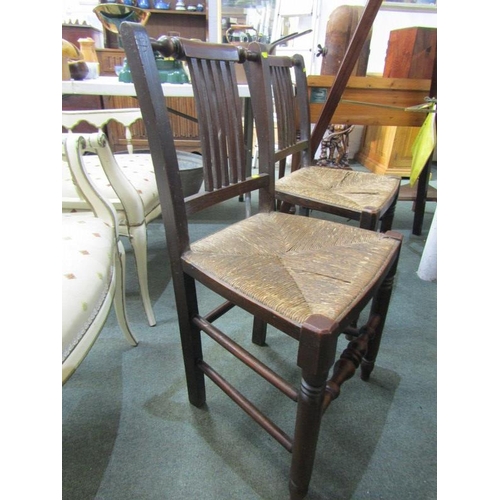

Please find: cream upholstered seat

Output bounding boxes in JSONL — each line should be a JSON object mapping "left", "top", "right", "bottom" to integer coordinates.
{"left": 62, "top": 108, "right": 204, "bottom": 326}
{"left": 62, "top": 132, "right": 138, "bottom": 384}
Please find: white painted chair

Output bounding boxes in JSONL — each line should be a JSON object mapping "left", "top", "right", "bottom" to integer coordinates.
{"left": 62, "top": 108, "right": 204, "bottom": 327}
{"left": 62, "top": 132, "right": 138, "bottom": 384}
{"left": 62, "top": 109, "right": 158, "bottom": 326}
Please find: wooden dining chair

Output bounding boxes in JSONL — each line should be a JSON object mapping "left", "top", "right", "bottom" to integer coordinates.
{"left": 121, "top": 22, "right": 403, "bottom": 500}
{"left": 248, "top": 43, "right": 401, "bottom": 232}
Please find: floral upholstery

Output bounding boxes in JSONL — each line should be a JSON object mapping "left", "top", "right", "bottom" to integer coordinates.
{"left": 62, "top": 154, "right": 160, "bottom": 225}
{"left": 62, "top": 212, "right": 115, "bottom": 364}
{"left": 62, "top": 109, "right": 204, "bottom": 328}
{"left": 62, "top": 133, "right": 138, "bottom": 384}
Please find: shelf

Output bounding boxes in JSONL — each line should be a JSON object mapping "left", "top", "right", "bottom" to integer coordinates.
{"left": 146, "top": 9, "right": 206, "bottom": 15}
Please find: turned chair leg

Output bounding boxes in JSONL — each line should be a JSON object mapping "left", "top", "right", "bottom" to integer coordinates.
{"left": 290, "top": 315, "right": 339, "bottom": 500}
{"left": 361, "top": 234, "right": 401, "bottom": 380}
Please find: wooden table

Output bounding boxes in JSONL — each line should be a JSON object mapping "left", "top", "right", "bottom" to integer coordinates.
{"left": 307, "top": 74, "right": 437, "bottom": 235}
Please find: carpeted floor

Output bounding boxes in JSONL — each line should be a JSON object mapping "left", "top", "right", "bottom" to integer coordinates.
{"left": 62, "top": 165, "right": 437, "bottom": 500}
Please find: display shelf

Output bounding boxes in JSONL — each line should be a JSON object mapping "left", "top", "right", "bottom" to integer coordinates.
{"left": 144, "top": 9, "right": 206, "bottom": 15}
{"left": 99, "top": 4, "right": 208, "bottom": 48}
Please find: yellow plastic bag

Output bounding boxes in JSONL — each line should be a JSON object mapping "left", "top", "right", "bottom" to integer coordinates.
{"left": 410, "top": 103, "right": 436, "bottom": 187}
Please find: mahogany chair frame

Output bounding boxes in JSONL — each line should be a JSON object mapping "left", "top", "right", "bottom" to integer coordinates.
{"left": 121, "top": 22, "right": 402, "bottom": 499}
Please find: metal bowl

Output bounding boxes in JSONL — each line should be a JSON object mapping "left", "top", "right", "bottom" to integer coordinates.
{"left": 93, "top": 3, "right": 150, "bottom": 35}
{"left": 177, "top": 151, "right": 204, "bottom": 197}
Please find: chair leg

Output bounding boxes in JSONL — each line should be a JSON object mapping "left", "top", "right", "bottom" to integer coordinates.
{"left": 128, "top": 223, "right": 157, "bottom": 326}
{"left": 289, "top": 373, "right": 328, "bottom": 500}
{"left": 359, "top": 209, "right": 378, "bottom": 231}
{"left": 290, "top": 316, "right": 338, "bottom": 500}
{"left": 114, "top": 240, "right": 138, "bottom": 347}
{"left": 252, "top": 317, "right": 267, "bottom": 346}
{"left": 361, "top": 236, "right": 401, "bottom": 380}
{"left": 176, "top": 273, "right": 206, "bottom": 407}
{"left": 379, "top": 198, "right": 397, "bottom": 233}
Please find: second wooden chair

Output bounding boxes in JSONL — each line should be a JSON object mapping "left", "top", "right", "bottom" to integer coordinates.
{"left": 248, "top": 44, "right": 401, "bottom": 232}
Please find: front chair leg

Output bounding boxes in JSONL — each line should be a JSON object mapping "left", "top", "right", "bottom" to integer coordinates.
{"left": 289, "top": 373, "right": 328, "bottom": 500}
{"left": 290, "top": 315, "right": 338, "bottom": 499}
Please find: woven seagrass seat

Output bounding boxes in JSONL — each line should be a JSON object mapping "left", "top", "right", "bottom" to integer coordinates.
{"left": 121, "top": 22, "right": 402, "bottom": 500}
{"left": 275, "top": 166, "right": 400, "bottom": 221}
{"left": 253, "top": 45, "right": 400, "bottom": 232}
{"left": 186, "top": 212, "right": 398, "bottom": 327}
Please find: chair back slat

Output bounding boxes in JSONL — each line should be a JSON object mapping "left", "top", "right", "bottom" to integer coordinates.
{"left": 189, "top": 57, "right": 246, "bottom": 190}
{"left": 271, "top": 64, "right": 295, "bottom": 150}
{"left": 150, "top": 36, "right": 256, "bottom": 196}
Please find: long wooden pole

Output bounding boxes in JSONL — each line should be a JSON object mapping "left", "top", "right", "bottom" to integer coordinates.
{"left": 310, "top": 0, "right": 383, "bottom": 153}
